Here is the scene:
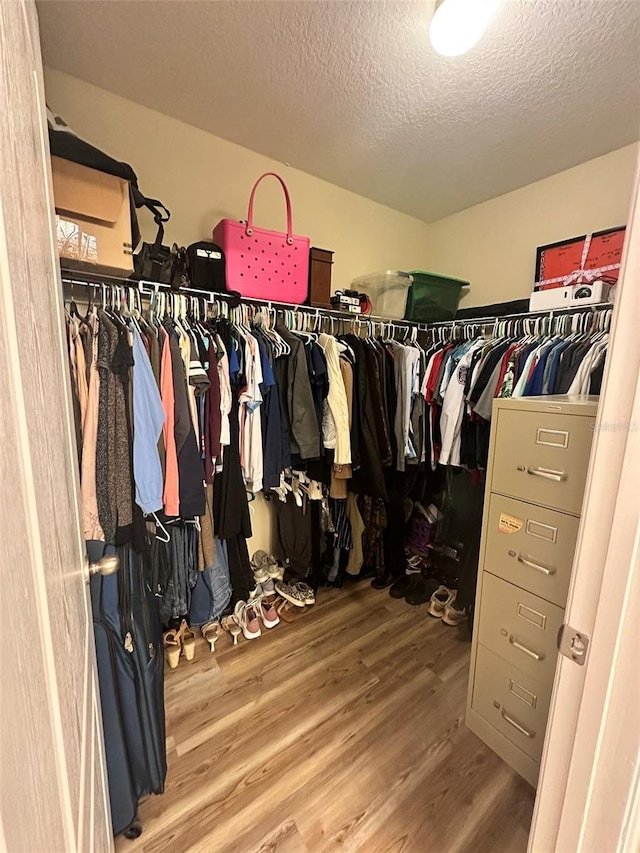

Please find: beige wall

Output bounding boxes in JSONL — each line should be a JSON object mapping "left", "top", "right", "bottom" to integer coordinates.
{"left": 44, "top": 68, "right": 433, "bottom": 296}
{"left": 428, "top": 144, "right": 638, "bottom": 308}
{"left": 45, "top": 67, "right": 638, "bottom": 313}
{"left": 45, "top": 67, "right": 437, "bottom": 554}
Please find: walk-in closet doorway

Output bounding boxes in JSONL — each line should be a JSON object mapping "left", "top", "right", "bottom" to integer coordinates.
{"left": 1, "top": 1, "right": 639, "bottom": 851}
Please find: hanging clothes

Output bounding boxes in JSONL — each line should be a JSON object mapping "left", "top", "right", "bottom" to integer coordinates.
{"left": 66, "top": 283, "right": 611, "bottom": 619}
{"left": 318, "top": 332, "right": 351, "bottom": 466}
{"left": 159, "top": 325, "right": 180, "bottom": 517}
{"left": 166, "top": 322, "right": 206, "bottom": 519}
{"left": 130, "top": 324, "right": 165, "bottom": 515}
{"left": 276, "top": 325, "right": 321, "bottom": 462}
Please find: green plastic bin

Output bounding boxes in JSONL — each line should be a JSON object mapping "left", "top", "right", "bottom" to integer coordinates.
{"left": 404, "top": 271, "right": 469, "bottom": 322}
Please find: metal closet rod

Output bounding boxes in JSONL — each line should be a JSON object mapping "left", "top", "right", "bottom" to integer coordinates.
{"left": 428, "top": 302, "right": 613, "bottom": 328}
{"left": 60, "top": 267, "right": 612, "bottom": 330}
{"left": 59, "top": 267, "right": 428, "bottom": 330}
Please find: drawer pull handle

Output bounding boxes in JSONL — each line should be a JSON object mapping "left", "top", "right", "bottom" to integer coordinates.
{"left": 526, "top": 467, "right": 566, "bottom": 483}
{"left": 516, "top": 554, "right": 556, "bottom": 576}
{"left": 501, "top": 709, "right": 534, "bottom": 738}
{"left": 509, "top": 635, "right": 544, "bottom": 661}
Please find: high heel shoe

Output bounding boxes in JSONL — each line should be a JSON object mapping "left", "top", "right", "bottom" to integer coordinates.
{"left": 163, "top": 629, "right": 181, "bottom": 669}
{"left": 201, "top": 621, "right": 220, "bottom": 653}
{"left": 221, "top": 615, "right": 242, "bottom": 645}
{"left": 178, "top": 619, "right": 196, "bottom": 661}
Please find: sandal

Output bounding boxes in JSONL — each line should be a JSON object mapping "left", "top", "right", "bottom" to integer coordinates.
{"left": 163, "top": 629, "right": 181, "bottom": 669}
{"left": 201, "top": 621, "right": 220, "bottom": 653}
{"left": 221, "top": 614, "right": 242, "bottom": 646}
{"left": 178, "top": 619, "right": 196, "bottom": 661}
{"left": 275, "top": 596, "right": 296, "bottom": 623}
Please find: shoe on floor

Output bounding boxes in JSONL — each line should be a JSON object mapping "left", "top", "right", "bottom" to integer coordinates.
{"left": 389, "top": 574, "right": 420, "bottom": 599}
{"left": 442, "top": 599, "right": 467, "bottom": 626}
{"left": 406, "top": 554, "right": 431, "bottom": 575}
{"left": 163, "top": 629, "right": 181, "bottom": 669}
{"left": 234, "top": 600, "right": 262, "bottom": 639}
{"left": 178, "top": 619, "right": 196, "bottom": 661}
{"left": 252, "top": 550, "right": 281, "bottom": 582}
{"left": 371, "top": 575, "right": 394, "bottom": 590}
{"left": 252, "top": 567, "right": 269, "bottom": 584}
{"left": 405, "top": 577, "right": 439, "bottom": 606}
{"left": 221, "top": 615, "right": 242, "bottom": 646}
{"left": 275, "top": 596, "right": 297, "bottom": 623}
{"left": 427, "top": 585, "right": 456, "bottom": 618}
{"left": 266, "top": 563, "right": 284, "bottom": 581}
{"left": 254, "top": 595, "right": 280, "bottom": 629}
{"left": 249, "top": 578, "right": 276, "bottom": 599}
{"left": 294, "top": 582, "right": 315, "bottom": 605}
{"left": 275, "top": 581, "right": 307, "bottom": 608}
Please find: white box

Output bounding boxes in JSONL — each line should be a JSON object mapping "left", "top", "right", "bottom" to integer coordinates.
{"left": 529, "top": 281, "right": 613, "bottom": 311}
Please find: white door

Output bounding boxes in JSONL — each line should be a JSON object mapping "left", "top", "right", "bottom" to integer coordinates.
{"left": 0, "top": 1, "right": 112, "bottom": 850}
{"left": 529, "top": 161, "right": 640, "bottom": 849}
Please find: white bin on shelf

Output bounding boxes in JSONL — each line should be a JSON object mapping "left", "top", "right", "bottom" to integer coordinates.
{"left": 351, "top": 270, "right": 412, "bottom": 320}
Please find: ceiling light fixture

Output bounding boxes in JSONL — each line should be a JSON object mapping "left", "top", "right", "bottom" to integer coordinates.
{"left": 429, "top": 0, "right": 500, "bottom": 57}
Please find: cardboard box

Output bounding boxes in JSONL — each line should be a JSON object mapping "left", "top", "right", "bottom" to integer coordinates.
{"left": 529, "top": 280, "right": 613, "bottom": 311}
{"left": 535, "top": 226, "right": 625, "bottom": 291}
{"left": 51, "top": 156, "right": 133, "bottom": 275}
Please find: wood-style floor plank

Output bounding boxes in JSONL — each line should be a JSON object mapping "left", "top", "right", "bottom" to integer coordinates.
{"left": 115, "top": 581, "right": 535, "bottom": 853}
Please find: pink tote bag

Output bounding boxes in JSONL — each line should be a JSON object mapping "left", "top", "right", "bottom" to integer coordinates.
{"left": 212, "top": 172, "right": 310, "bottom": 303}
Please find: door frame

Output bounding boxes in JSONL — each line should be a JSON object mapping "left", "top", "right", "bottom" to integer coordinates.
{"left": 529, "top": 157, "right": 640, "bottom": 850}
{"left": 0, "top": 1, "right": 112, "bottom": 849}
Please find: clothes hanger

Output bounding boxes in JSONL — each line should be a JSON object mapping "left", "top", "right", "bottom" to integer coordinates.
{"left": 257, "top": 304, "right": 289, "bottom": 356}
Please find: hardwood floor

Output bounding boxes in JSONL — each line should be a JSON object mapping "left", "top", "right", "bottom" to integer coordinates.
{"left": 116, "top": 581, "right": 535, "bottom": 853}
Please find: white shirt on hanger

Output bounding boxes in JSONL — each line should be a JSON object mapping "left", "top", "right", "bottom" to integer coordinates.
{"left": 439, "top": 340, "right": 484, "bottom": 466}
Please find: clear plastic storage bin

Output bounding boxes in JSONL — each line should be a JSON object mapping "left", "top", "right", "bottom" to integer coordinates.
{"left": 351, "top": 270, "right": 412, "bottom": 319}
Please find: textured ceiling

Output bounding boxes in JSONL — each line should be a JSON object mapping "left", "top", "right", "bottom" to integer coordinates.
{"left": 38, "top": 0, "right": 640, "bottom": 222}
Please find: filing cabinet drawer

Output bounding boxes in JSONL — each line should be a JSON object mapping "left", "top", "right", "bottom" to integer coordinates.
{"left": 491, "top": 409, "right": 594, "bottom": 514}
{"left": 483, "top": 493, "right": 579, "bottom": 606}
{"left": 472, "top": 645, "right": 552, "bottom": 763}
{"left": 478, "top": 573, "right": 564, "bottom": 683}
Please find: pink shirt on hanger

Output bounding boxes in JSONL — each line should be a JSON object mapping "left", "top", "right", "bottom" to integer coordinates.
{"left": 160, "top": 326, "right": 180, "bottom": 517}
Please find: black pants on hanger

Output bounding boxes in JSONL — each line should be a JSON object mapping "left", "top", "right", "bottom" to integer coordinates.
{"left": 225, "top": 534, "right": 254, "bottom": 605}
{"left": 383, "top": 468, "right": 418, "bottom": 580}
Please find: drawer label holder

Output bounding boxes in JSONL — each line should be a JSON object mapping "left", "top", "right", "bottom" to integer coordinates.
{"left": 498, "top": 512, "right": 524, "bottom": 534}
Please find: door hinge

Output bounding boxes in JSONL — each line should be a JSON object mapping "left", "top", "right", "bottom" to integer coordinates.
{"left": 558, "top": 623, "right": 590, "bottom": 666}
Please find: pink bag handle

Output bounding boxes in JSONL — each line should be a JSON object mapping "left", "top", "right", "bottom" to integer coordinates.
{"left": 245, "top": 172, "right": 294, "bottom": 245}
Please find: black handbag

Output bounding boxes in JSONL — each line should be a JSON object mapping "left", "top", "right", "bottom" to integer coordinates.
{"left": 133, "top": 213, "right": 188, "bottom": 290}
{"left": 185, "top": 241, "right": 226, "bottom": 292}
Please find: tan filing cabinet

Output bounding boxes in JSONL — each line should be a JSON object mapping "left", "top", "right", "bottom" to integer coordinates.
{"left": 466, "top": 395, "right": 599, "bottom": 787}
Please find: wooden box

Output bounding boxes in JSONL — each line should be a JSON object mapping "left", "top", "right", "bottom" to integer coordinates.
{"left": 308, "top": 247, "right": 333, "bottom": 308}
